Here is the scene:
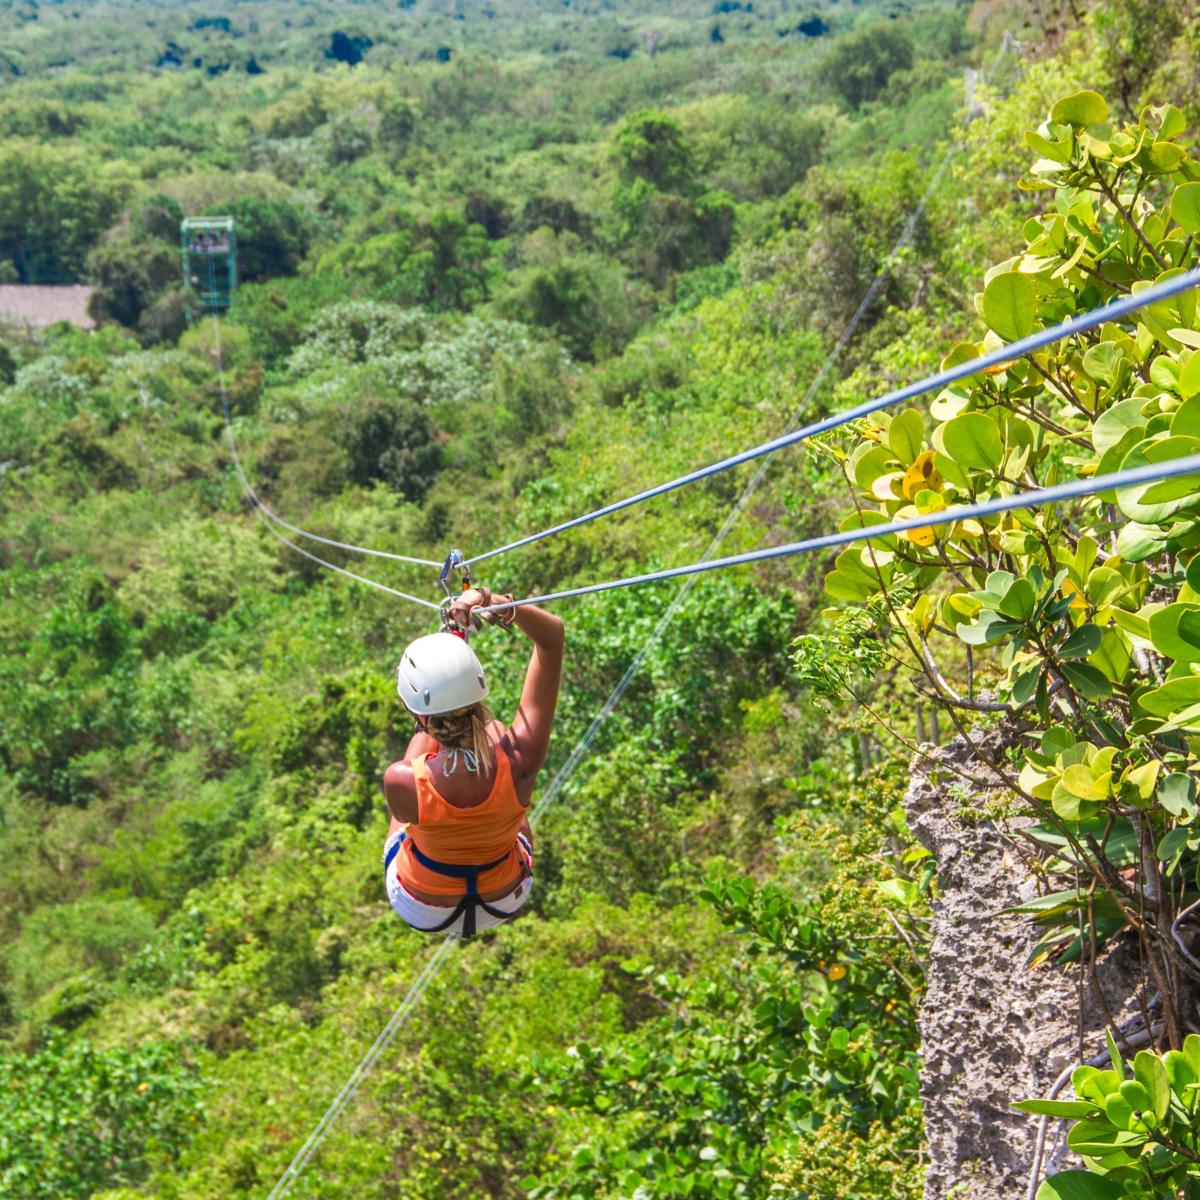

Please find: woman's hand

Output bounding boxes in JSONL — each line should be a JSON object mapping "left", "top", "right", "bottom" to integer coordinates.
{"left": 449, "top": 586, "right": 517, "bottom": 630}
{"left": 448, "top": 586, "right": 491, "bottom": 630}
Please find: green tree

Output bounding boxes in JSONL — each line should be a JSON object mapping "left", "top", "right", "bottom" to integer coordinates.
{"left": 0, "top": 1036, "right": 203, "bottom": 1200}
{"left": 614, "top": 111, "right": 696, "bottom": 193}
{"left": 0, "top": 141, "right": 125, "bottom": 281}
{"left": 815, "top": 23, "right": 915, "bottom": 110}
{"left": 85, "top": 236, "right": 177, "bottom": 329}
{"left": 335, "top": 390, "right": 442, "bottom": 501}
{"left": 214, "top": 196, "right": 312, "bottom": 282}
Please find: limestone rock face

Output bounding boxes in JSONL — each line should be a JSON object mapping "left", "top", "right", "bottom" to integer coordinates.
{"left": 905, "top": 732, "right": 1141, "bottom": 1200}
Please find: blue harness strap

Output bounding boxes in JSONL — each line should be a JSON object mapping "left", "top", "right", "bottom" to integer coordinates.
{"left": 388, "top": 832, "right": 528, "bottom": 939}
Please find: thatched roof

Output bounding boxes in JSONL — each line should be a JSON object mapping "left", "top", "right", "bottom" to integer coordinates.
{"left": 0, "top": 285, "right": 96, "bottom": 330}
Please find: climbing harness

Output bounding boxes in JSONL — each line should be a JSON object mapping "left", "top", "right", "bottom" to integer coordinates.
{"left": 385, "top": 831, "right": 528, "bottom": 939}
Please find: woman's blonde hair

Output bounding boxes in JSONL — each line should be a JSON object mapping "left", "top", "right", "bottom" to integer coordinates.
{"left": 424, "top": 701, "right": 495, "bottom": 773}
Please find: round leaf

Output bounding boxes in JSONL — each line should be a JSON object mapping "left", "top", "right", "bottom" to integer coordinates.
{"left": 1172, "top": 181, "right": 1200, "bottom": 235}
{"left": 942, "top": 412, "right": 1004, "bottom": 472}
{"left": 1050, "top": 90, "right": 1109, "bottom": 128}
{"left": 1036, "top": 1170, "right": 1123, "bottom": 1200}
{"left": 1092, "top": 397, "right": 1147, "bottom": 453}
{"left": 982, "top": 272, "right": 1038, "bottom": 342}
{"left": 1147, "top": 603, "right": 1200, "bottom": 663}
{"left": 888, "top": 408, "right": 925, "bottom": 466}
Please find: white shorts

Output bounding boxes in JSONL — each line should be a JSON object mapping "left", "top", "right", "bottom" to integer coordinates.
{"left": 383, "top": 828, "right": 532, "bottom": 935}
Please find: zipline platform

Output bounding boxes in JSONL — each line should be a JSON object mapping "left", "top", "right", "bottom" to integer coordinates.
{"left": 0, "top": 285, "right": 96, "bottom": 330}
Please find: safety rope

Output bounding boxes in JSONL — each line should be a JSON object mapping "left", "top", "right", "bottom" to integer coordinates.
{"left": 204, "top": 258, "right": 442, "bottom": 610}
{"left": 464, "top": 265, "right": 1200, "bottom": 568}
{"left": 264, "top": 934, "right": 458, "bottom": 1200}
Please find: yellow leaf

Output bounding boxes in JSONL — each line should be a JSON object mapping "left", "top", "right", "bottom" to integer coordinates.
{"left": 827, "top": 963, "right": 847, "bottom": 982}
{"left": 955, "top": 518, "right": 985, "bottom": 539}
{"left": 902, "top": 449, "right": 943, "bottom": 500}
{"left": 1061, "top": 578, "right": 1088, "bottom": 610}
{"left": 900, "top": 524, "right": 936, "bottom": 547}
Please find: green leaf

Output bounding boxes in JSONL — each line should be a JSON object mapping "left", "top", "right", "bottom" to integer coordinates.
{"left": 1158, "top": 773, "right": 1197, "bottom": 820}
{"left": 851, "top": 443, "right": 895, "bottom": 490}
{"left": 1061, "top": 763, "right": 1110, "bottom": 801}
{"left": 1164, "top": 1049, "right": 1198, "bottom": 1091}
{"left": 942, "top": 412, "right": 1004, "bottom": 472}
{"left": 1138, "top": 675, "right": 1200, "bottom": 717}
{"left": 957, "top": 611, "right": 1020, "bottom": 645}
{"left": 1011, "top": 1099, "right": 1098, "bottom": 1117}
{"left": 1060, "top": 661, "right": 1112, "bottom": 700}
{"left": 1148, "top": 603, "right": 1200, "bottom": 663}
{"left": 982, "top": 272, "right": 1038, "bottom": 342}
{"left": 1066, "top": 1118, "right": 1145, "bottom": 1156}
{"left": 888, "top": 408, "right": 925, "bottom": 467}
{"left": 1117, "top": 436, "right": 1200, "bottom": 523}
{"left": 1116, "top": 521, "right": 1167, "bottom": 562}
{"left": 1172, "top": 182, "right": 1200, "bottom": 235}
{"left": 825, "top": 570, "right": 876, "bottom": 602}
{"left": 1059, "top": 624, "right": 1101, "bottom": 659}
{"left": 1180, "top": 353, "right": 1200, "bottom": 403}
{"left": 1036, "top": 1170, "right": 1123, "bottom": 1200}
{"left": 997, "top": 577, "right": 1036, "bottom": 621}
{"left": 1024, "top": 129, "right": 1072, "bottom": 165}
{"left": 1103, "top": 1088, "right": 1137, "bottom": 1130}
{"left": 1050, "top": 91, "right": 1108, "bottom": 127}
{"left": 1051, "top": 780, "right": 1102, "bottom": 822}
{"left": 1133, "top": 1050, "right": 1170, "bottom": 1120}
{"left": 1158, "top": 826, "right": 1191, "bottom": 864}
{"left": 1106, "top": 1026, "right": 1124, "bottom": 1075}
{"left": 1146, "top": 141, "right": 1186, "bottom": 173}
{"left": 1092, "top": 397, "right": 1146, "bottom": 454}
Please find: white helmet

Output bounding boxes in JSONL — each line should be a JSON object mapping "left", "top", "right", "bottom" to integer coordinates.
{"left": 396, "top": 632, "right": 488, "bottom": 716}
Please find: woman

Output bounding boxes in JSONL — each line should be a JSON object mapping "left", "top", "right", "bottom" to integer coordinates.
{"left": 382, "top": 586, "right": 563, "bottom": 937}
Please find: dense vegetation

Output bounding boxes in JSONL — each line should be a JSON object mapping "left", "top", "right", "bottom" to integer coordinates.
{"left": 2, "top": 0, "right": 1198, "bottom": 1197}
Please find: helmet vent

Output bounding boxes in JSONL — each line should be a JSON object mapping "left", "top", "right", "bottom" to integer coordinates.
{"left": 477, "top": 674, "right": 485, "bottom": 687}
{"left": 423, "top": 688, "right": 431, "bottom": 706}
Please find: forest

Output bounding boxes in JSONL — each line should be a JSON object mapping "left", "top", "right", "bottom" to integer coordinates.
{"left": 2, "top": 0, "right": 1200, "bottom": 1197}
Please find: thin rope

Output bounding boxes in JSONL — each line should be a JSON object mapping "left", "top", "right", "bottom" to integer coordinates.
{"left": 266, "top": 934, "right": 459, "bottom": 1199}
{"left": 203, "top": 261, "right": 442, "bottom": 610}
{"left": 485, "top": 451, "right": 1200, "bottom": 613}
{"left": 465, "top": 266, "right": 1200, "bottom": 568}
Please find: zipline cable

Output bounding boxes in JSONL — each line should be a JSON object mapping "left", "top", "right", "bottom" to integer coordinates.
{"left": 264, "top": 52, "right": 1018, "bottom": 1189}
{"left": 465, "top": 266, "right": 1200, "bottom": 568}
{"left": 485, "top": 452, "right": 1200, "bottom": 614}
{"left": 265, "top": 934, "right": 458, "bottom": 1200}
{"left": 528, "top": 104, "right": 973, "bottom": 827}
{"left": 204, "top": 259, "right": 442, "bottom": 610}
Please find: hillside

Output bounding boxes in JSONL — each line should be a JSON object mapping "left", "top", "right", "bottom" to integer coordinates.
{"left": 3, "top": 0, "right": 1200, "bottom": 1197}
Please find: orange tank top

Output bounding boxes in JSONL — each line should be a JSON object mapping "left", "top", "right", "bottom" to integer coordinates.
{"left": 396, "top": 746, "right": 528, "bottom": 898}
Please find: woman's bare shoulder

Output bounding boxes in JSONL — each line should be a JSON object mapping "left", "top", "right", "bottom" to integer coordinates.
{"left": 383, "top": 759, "right": 419, "bottom": 823}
